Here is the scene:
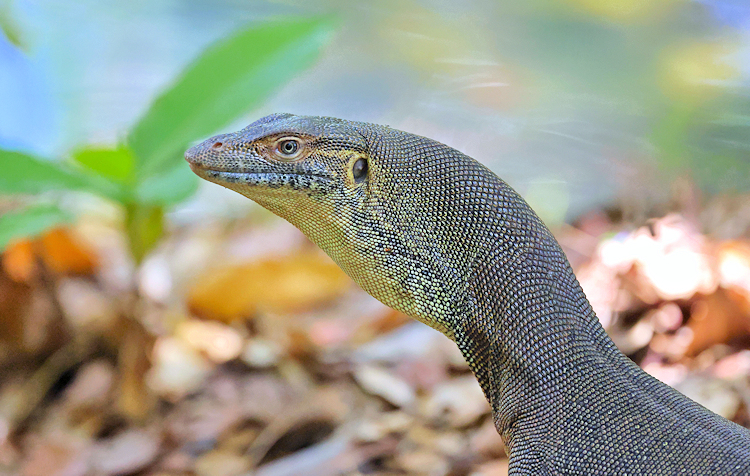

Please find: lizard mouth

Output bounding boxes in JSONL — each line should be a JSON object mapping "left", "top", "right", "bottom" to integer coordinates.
{"left": 189, "top": 164, "right": 332, "bottom": 187}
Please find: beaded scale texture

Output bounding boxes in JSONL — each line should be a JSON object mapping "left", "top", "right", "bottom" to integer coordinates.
{"left": 186, "top": 113, "right": 750, "bottom": 475}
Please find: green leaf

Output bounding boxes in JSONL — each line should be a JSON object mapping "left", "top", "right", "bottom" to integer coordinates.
{"left": 128, "top": 16, "right": 335, "bottom": 177}
{"left": 72, "top": 145, "right": 135, "bottom": 184}
{"left": 0, "top": 204, "right": 72, "bottom": 251}
{"left": 0, "top": 149, "right": 92, "bottom": 194}
{"left": 135, "top": 162, "right": 199, "bottom": 206}
{"left": 0, "top": 148, "right": 126, "bottom": 201}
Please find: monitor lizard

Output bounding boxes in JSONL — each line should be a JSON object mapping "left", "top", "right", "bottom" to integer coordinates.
{"left": 185, "top": 113, "right": 750, "bottom": 475}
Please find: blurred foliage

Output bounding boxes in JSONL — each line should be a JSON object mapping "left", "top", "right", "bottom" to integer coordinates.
{"left": 0, "top": 0, "right": 24, "bottom": 51}
{"left": 1, "top": 0, "right": 749, "bottom": 237}
{"left": 0, "top": 204, "right": 71, "bottom": 251}
{"left": 373, "top": 0, "right": 750, "bottom": 209}
{"left": 0, "top": 16, "right": 335, "bottom": 262}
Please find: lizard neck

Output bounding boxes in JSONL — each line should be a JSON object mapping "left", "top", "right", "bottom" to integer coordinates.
{"left": 443, "top": 186, "right": 626, "bottom": 446}
{"left": 422, "top": 173, "right": 750, "bottom": 470}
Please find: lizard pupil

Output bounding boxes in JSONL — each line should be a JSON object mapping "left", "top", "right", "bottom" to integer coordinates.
{"left": 279, "top": 140, "right": 298, "bottom": 155}
{"left": 352, "top": 158, "right": 368, "bottom": 182}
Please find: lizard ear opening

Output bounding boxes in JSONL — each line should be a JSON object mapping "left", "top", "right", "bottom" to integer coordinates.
{"left": 352, "top": 157, "right": 368, "bottom": 183}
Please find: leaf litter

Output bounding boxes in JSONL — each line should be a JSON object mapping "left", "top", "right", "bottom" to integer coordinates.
{"left": 1, "top": 191, "right": 750, "bottom": 476}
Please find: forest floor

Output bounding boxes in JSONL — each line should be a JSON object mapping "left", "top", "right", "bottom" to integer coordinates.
{"left": 2, "top": 188, "right": 750, "bottom": 476}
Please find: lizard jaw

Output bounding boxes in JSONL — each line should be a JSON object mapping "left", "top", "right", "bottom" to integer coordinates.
{"left": 189, "top": 164, "right": 333, "bottom": 193}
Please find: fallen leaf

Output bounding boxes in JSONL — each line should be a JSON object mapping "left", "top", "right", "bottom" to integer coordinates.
{"left": 396, "top": 449, "right": 448, "bottom": 475}
{"left": 353, "top": 364, "right": 416, "bottom": 409}
{"left": 351, "top": 309, "right": 410, "bottom": 344}
{"left": 422, "top": 376, "right": 489, "bottom": 428}
{"left": 64, "top": 359, "right": 115, "bottom": 411}
{"left": 91, "top": 428, "right": 161, "bottom": 475}
{"left": 188, "top": 252, "right": 351, "bottom": 323}
{"left": 38, "top": 228, "right": 98, "bottom": 275}
{"left": 195, "top": 448, "right": 250, "bottom": 476}
{"left": 166, "top": 373, "right": 243, "bottom": 446}
{"left": 713, "top": 350, "right": 750, "bottom": 381}
{"left": 686, "top": 289, "right": 750, "bottom": 356}
{"left": 21, "top": 435, "right": 90, "bottom": 476}
{"left": 354, "top": 411, "right": 413, "bottom": 443}
{"left": 0, "top": 269, "right": 32, "bottom": 348}
{"left": 2, "top": 239, "right": 37, "bottom": 282}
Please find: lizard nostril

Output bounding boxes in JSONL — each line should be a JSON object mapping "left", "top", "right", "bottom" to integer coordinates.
{"left": 212, "top": 141, "right": 223, "bottom": 150}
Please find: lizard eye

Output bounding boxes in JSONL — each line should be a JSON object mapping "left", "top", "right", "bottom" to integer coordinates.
{"left": 274, "top": 138, "right": 302, "bottom": 159}
{"left": 352, "top": 158, "right": 368, "bottom": 182}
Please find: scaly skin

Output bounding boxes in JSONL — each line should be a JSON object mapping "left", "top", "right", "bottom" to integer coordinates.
{"left": 186, "top": 113, "right": 750, "bottom": 475}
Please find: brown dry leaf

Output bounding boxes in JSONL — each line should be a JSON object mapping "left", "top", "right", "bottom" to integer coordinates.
{"left": 686, "top": 289, "right": 750, "bottom": 356}
{"left": 57, "top": 278, "right": 118, "bottom": 334}
{"left": 394, "top": 355, "right": 449, "bottom": 393}
{"left": 355, "top": 411, "right": 414, "bottom": 443}
{"left": 241, "top": 338, "right": 281, "bottom": 368}
{"left": 239, "top": 374, "right": 297, "bottom": 424}
{"left": 64, "top": 359, "right": 115, "bottom": 412}
{"left": 21, "top": 435, "right": 90, "bottom": 476}
{"left": 2, "top": 239, "right": 37, "bottom": 282}
{"left": 195, "top": 448, "right": 251, "bottom": 476}
{"left": 0, "top": 269, "right": 32, "bottom": 348}
{"left": 246, "top": 387, "right": 348, "bottom": 467}
{"left": 38, "top": 228, "right": 98, "bottom": 275}
{"left": 188, "top": 252, "right": 351, "bottom": 323}
{"left": 395, "top": 449, "right": 448, "bottom": 475}
{"left": 351, "top": 309, "right": 410, "bottom": 344}
{"left": 166, "top": 373, "right": 243, "bottom": 445}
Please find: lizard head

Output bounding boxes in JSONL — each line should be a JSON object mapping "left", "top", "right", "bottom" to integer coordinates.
{"left": 185, "top": 113, "right": 372, "bottom": 235}
{"left": 186, "top": 113, "right": 483, "bottom": 337}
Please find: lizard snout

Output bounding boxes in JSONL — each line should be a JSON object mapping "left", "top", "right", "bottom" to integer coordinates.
{"left": 185, "top": 133, "right": 233, "bottom": 170}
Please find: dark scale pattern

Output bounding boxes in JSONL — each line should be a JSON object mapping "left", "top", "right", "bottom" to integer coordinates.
{"left": 186, "top": 114, "right": 750, "bottom": 475}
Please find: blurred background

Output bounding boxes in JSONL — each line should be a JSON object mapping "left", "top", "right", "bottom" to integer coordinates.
{"left": 1, "top": 1, "right": 750, "bottom": 475}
